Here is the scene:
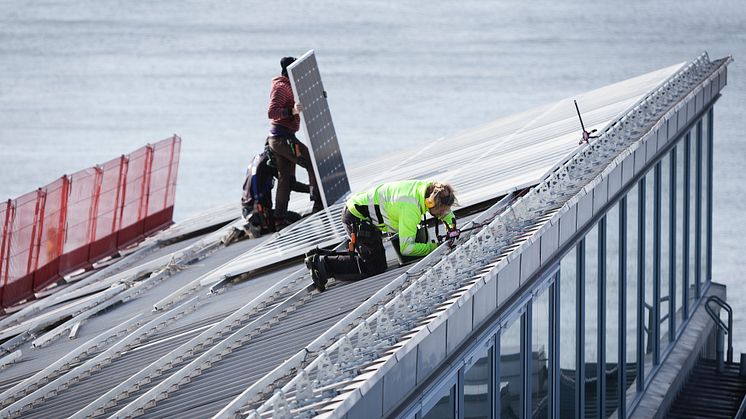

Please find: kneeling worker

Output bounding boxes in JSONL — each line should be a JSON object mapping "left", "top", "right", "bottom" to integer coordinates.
{"left": 241, "top": 148, "right": 308, "bottom": 238}
{"left": 304, "top": 180, "right": 457, "bottom": 291}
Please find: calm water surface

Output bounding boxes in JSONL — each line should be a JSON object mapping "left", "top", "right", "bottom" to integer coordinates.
{"left": 1, "top": 0, "right": 745, "bottom": 352}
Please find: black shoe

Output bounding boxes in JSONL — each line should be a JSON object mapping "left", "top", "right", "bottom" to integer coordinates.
{"left": 305, "top": 253, "right": 328, "bottom": 291}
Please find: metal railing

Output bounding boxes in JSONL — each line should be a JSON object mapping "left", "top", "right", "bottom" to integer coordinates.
{"left": 705, "top": 295, "right": 733, "bottom": 371}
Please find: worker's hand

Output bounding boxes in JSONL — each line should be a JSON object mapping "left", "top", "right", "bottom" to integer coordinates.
{"left": 293, "top": 102, "right": 304, "bottom": 115}
{"left": 446, "top": 228, "right": 461, "bottom": 241}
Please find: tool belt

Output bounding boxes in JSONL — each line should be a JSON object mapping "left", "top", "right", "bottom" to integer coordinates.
{"left": 266, "top": 134, "right": 306, "bottom": 168}
{"left": 352, "top": 220, "right": 382, "bottom": 261}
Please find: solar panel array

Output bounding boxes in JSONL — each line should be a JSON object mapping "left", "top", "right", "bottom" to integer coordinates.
{"left": 197, "top": 62, "right": 682, "bottom": 285}
{"left": 288, "top": 50, "right": 351, "bottom": 208}
{"left": 0, "top": 61, "right": 693, "bottom": 419}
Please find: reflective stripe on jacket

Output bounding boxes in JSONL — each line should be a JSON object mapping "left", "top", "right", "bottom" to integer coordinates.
{"left": 346, "top": 180, "right": 455, "bottom": 257}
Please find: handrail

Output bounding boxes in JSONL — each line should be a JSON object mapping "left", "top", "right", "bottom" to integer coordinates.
{"left": 705, "top": 295, "right": 733, "bottom": 364}
{"left": 736, "top": 382, "right": 746, "bottom": 419}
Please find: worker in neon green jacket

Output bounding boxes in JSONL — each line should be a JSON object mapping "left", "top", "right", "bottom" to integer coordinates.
{"left": 305, "top": 180, "right": 457, "bottom": 291}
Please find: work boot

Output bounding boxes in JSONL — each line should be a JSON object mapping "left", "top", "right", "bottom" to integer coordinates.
{"left": 305, "top": 253, "right": 329, "bottom": 291}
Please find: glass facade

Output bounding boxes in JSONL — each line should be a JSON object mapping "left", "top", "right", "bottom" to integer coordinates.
{"left": 402, "top": 106, "right": 714, "bottom": 419}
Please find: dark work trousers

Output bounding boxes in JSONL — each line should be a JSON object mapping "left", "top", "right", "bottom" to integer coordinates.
{"left": 323, "top": 208, "right": 388, "bottom": 281}
{"left": 267, "top": 136, "right": 320, "bottom": 217}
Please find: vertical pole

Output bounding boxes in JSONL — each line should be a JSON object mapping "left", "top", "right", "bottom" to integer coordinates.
{"left": 0, "top": 200, "right": 14, "bottom": 304}
{"left": 140, "top": 145, "right": 154, "bottom": 223}
{"left": 576, "top": 240, "right": 585, "bottom": 419}
{"left": 695, "top": 121, "right": 702, "bottom": 298}
{"left": 669, "top": 148, "right": 677, "bottom": 341}
{"left": 618, "top": 198, "right": 628, "bottom": 418}
{"left": 116, "top": 155, "right": 129, "bottom": 231}
{"left": 637, "top": 180, "right": 646, "bottom": 392}
{"left": 683, "top": 133, "right": 691, "bottom": 320}
{"left": 57, "top": 176, "right": 70, "bottom": 262}
{"left": 523, "top": 305, "right": 532, "bottom": 419}
{"left": 706, "top": 109, "right": 714, "bottom": 284}
{"left": 88, "top": 166, "right": 104, "bottom": 245}
{"left": 598, "top": 218, "right": 607, "bottom": 417}
{"left": 494, "top": 333, "right": 501, "bottom": 419}
{"left": 26, "top": 189, "right": 44, "bottom": 276}
{"left": 456, "top": 369, "right": 464, "bottom": 419}
{"left": 31, "top": 188, "right": 47, "bottom": 273}
{"left": 653, "top": 163, "right": 661, "bottom": 366}
{"left": 551, "top": 278, "right": 560, "bottom": 419}
{"left": 163, "top": 136, "right": 177, "bottom": 209}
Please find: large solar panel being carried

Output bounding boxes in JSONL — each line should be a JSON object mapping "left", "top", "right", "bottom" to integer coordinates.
{"left": 288, "top": 50, "right": 351, "bottom": 208}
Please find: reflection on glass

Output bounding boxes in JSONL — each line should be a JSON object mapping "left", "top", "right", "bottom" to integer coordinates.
{"left": 532, "top": 288, "right": 550, "bottom": 419}
{"left": 625, "top": 188, "right": 640, "bottom": 410}
{"left": 501, "top": 317, "right": 523, "bottom": 419}
{"left": 689, "top": 125, "right": 699, "bottom": 302}
{"left": 660, "top": 155, "right": 671, "bottom": 349}
{"left": 585, "top": 227, "right": 599, "bottom": 419}
{"left": 465, "top": 345, "right": 493, "bottom": 419}
{"left": 644, "top": 173, "right": 655, "bottom": 372}
{"left": 701, "top": 112, "right": 710, "bottom": 287}
{"left": 606, "top": 207, "right": 620, "bottom": 416}
{"left": 559, "top": 246, "right": 577, "bottom": 419}
{"left": 422, "top": 384, "right": 455, "bottom": 419}
{"left": 676, "top": 141, "right": 686, "bottom": 330}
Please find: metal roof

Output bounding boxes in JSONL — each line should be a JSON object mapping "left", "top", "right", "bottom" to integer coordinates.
{"left": 0, "top": 59, "right": 692, "bottom": 419}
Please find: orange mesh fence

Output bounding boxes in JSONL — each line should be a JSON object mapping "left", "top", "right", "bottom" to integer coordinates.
{"left": 0, "top": 136, "right": 181, "bottom": 310}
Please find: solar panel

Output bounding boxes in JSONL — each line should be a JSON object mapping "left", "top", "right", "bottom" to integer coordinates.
{"left": 288, "top": 50, "right": 351, "bottom": 208}
{"left": 190, "top": 63, "right": 682, "bottom": 285}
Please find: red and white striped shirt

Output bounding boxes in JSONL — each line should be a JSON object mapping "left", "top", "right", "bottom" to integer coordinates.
{"left": 267, "top": 76, "right": 300, "bottom": 134}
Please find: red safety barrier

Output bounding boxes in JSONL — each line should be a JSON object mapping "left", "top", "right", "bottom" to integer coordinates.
{"left": 144, "top": 137, "right": 180, "bottom": 235}
{"left": 3, "top": 191, "right": 42, "bottom": 307}
{"left": 0, "top": 135, "right": 181, "bottom": 310}
{"left": 117, "top": 146, "right": 149, "bottom": 249}
{"left": 32, "top": 177, "right": 68, "bottom": 292}
{"left": 89, "top": 156, "right": 127, "bottom": 262}
{"left": 0, "top": 200, "right": 13, "bottom": 308}
{"left": 58, "top": 169, "right": 97, "bottom": 277}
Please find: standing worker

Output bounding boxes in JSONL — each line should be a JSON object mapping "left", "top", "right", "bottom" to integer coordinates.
{"left": 304, "top": 180, "right": 457, "bottom": 291}
{"left": 267, "top": 56, "right": 323, "bottom": 229}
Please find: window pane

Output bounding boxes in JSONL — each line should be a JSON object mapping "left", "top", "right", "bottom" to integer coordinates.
{"left": 625, "top": 187, "right": 640, "bottom": 411}
{"left": 660, "top": 155, "right": 671, "bottom": 350}
{"left": 606, "top": 208, "right": 620, "bottom": 417}
{"left": 422, "top": 384, "right": 455, "bottom": 419}
{"left": 585, "top": 226, "right": 599, "bottom": 419}
{"left": 675, "top": 141, "right": 686, "bottom": 330}
{"left": 644, "top": 174, "right": 655, "bottom": 372}
{"left": 559, "top": 246, "right": 578, "bottom": 419}
{"left": 532, "top": 288, "right": 550, "bottom": 419}
{"left": 701, "top": 112, "right": 710, "bottom": 286}
{"left": 465, "top": 345, "right": 493, "bottom": 419}
{"left": 501, "top": 317, "right": 523, "bottom": 419}
{"left": 688, "top": 126, "right": 699, "bottom": 304}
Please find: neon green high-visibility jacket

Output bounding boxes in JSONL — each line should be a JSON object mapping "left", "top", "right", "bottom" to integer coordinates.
{"left": 346, "top": 180, "right": 455, "bottom": 257}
